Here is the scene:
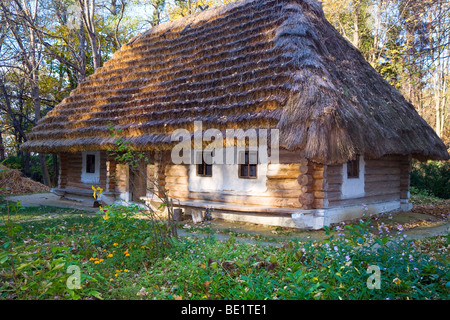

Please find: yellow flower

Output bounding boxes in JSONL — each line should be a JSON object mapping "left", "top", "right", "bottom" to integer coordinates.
{"left": 113, "top": 243, "right": 118, "bottom": 246}
{"left": 94, "top": 261, "right": 100, "bottom": 264}
{"left": 109, "top": 278, "right": 114, "bottom": 281}
{"left": 99, "top": 259, "right": 104, "bottom": 262}
{"left": 125, "top": 253, "right": 130, "bottom": 257}
{"left": 115, "top": 273, "right": 118, "bottom": 277}
{"left": 393, "top": 278, "right": 401, "bottom": 285}
{"left": 92, "top": 186, "right": 97, "bottom": 199}
{"left": 124, "top": 269, "right": 129, "bottom": 272}
{"left": 107, "top": 254, "right": 113, "bottom": 258}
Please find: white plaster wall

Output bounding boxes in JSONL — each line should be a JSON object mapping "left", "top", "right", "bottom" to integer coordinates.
{"left": 188, "top": 147, "right": 268, "bottom": 195}
{"left": 116, "top": 164, "right": 130, "bottom": 202}
{"left": 292, "top": 200, "right": 402, "bottom": 230}
{"left": 80, "top": 151, "right": 100, "bottom": 184}
{"left": 341, "top": 155, "right": 365, "bottom": 199}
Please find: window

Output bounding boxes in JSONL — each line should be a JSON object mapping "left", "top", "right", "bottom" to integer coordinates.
{"left": 81, "top": 151, "right": 100, "bottom": 184}
{"left": 239, "top": 151, "right": 257, "bottom": 179}
{"left": 196, "top": 150, "right": 212, "bottom": 177}
{"left": 86, "top": 154, "right": 96, "bottom": 173}
{"left": 347, "top": 155, "right": 360, "bottom": 178}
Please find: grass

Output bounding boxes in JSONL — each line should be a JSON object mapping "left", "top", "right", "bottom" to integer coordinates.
{"left": 0, "top": 198, "right": 449, "bottom": 300}
{"left": 0, "top": 202, "right": 88, "bottom": 223}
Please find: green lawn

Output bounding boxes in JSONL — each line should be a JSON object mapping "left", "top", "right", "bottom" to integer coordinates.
{"left": 0, "top": 200, "right": 448, "bottom": 300}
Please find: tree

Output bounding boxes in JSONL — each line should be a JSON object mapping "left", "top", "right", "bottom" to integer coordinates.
{"left": 78, "top": 0, "right": 101, "bottom": 70}
{"left": 0, "top": 0, "right": 52, "bottom": 185}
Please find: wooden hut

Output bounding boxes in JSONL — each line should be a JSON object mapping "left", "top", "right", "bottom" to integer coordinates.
{"left": 21, "top": 0, "right": 449, "bottom": 229}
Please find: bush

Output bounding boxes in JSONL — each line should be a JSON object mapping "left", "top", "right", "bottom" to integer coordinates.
{"left": 2, "top": 155, "right": 56, "bottom": 185}
{"left": 410, "top": 160, "right": 450, "bottom": 199}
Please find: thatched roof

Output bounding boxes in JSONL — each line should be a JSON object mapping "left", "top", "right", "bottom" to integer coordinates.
{"left": 21, "top": 0, "right": 449, "bottom": 164}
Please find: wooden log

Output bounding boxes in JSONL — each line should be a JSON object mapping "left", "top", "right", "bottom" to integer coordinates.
{"left": 266, "top": 179, "right": 300, "bottom": 190}
{"left": 311, "top": 178, "right": 327, "bottom": 190}
{"left": 400, "top": 190, "right": 410, "bottom": 199}
{"left": 327, "top": 174, "right": 342, "bottom": 184}
{"left": 312, "top": 163, "right": 324, "bottom": 171}
{"left": 298, "top": 192, "right": 314, "bottom": 205}
{"left": 326, "top": 165, "right": 343, "bottom": 175}
{"left": 313, "top": 191, "right": 325, "bottom": 199}
{"left": 312, "top": 170, "right": 324, "bottom": 179}
{"left": 266, "top": 164, "right": 301, "bottom": 179}
{"left": 267, "top": 164, "right": 302, "bottom": 171}
{"left": 364, "top": 187, "right": 400, "bottom": 197}
{"left": 328, "top": 193, "right": 400, "bottom": 207}
{"left": 326, "top": 191, "right": 342, "bottom": 201}
{"left": 399, "top": 177, "right": 410, "bottom": 189}
{"left": 165, "top": 165, "right": 189, "bottom": 176}
{"left": 299, "top": 162, "right": 309, "bottom": 174}
{"left": 365, "top": 174, "right": 400, "bottom": 182}
{"left": 300, "top": 185, "right": 313, "bottom": 193}
{"left": 365, "top": 160, "right": 401, "bottom": 167}
{"left": 364, "top": 167, "right": 401, "bottom": 175}
{"left": 365, "top": 181, "right": 400, "bottom": 190}
{"left": 299, "top": 158, "right": 308, "bottom": 166}
{"left": 327, "top": 183, "right": 341, "bottom": 193}
{"left": 266, "top": 189, "right": 302, "bottom": 198}
{"left": 278, "top": 149, "right": 303, "bottom": 164}
{"left": 399, "top": 166, "right": 411, "bottom": 174}
{"left": 313, "top": 198, "right": 328, "bottom": 209}
{"left": 297, "top": 174, "right": 313, "bottom": 186}
{"left": 165, "top": 176, "right": 189, "bottom": 185}
{"left": 266, "top": 170, "right": 301, "bottom": 179}
{"left": 299, "top": 203, "right": 313, "bottom": 210}
{"left": 164, "top": 182, "right": 189, "bottom": 190}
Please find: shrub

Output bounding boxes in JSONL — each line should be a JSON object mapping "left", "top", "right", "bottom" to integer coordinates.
{"left": 410, "top": 160, "right": 450, "bottom": 199}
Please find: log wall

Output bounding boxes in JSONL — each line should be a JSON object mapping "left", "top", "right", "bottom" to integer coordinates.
{"left": 159, "top": 149, "right": 307, "bottom": 209}
{"left": 59, "top": 151, "right": 107, "bottom": 190}
{"left": 325, "top": 155, "right": 408, "bottom": 208}
{"left": 59, "top": 150, "right": 411, "bottom": 212}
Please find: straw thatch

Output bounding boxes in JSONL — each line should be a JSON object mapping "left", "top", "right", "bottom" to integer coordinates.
{"left": 21, "top": 0, "right": 449, "bottom": 164}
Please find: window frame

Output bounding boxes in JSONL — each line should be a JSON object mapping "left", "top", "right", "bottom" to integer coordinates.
{"left": 86, "top": 154, "right": 96, "bottom": 174}
{"left": 196, "top": 150, "right": 213, "bottom": 177}
{"left": 347, "top": 155, "right": 360, "bottom": 179}
{"left": 238, "top": 150, "right": 258, "bottom": 179}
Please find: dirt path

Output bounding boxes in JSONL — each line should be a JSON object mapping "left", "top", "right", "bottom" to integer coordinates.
{"left": 6, "top": 192, "right": 98, "bottom": 212}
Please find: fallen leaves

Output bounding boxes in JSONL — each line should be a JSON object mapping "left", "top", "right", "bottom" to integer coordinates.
{"left": 206, "top": 254, "right": 278, "bottom": 274}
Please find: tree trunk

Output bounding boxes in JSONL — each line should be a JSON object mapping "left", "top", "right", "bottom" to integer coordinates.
{"left": 52, "top": 153, "right": 59, "bottom": 186}
{"left": 0, "top": 131, "right": 5, "bottom": 161}
{"left": 80, "top": 0, "right": 101, "bottom": 70}
{"left": 30, "top": 26, "right": 52, "bottom": 186}
{"left": 352, "top": 0, "right": 360, "bottom": 49}
{"left": 23, "top": 151, "right": 31, "bottom": 177}
{"left": 77, "top": 9, "right": 87, "bottom": 83}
